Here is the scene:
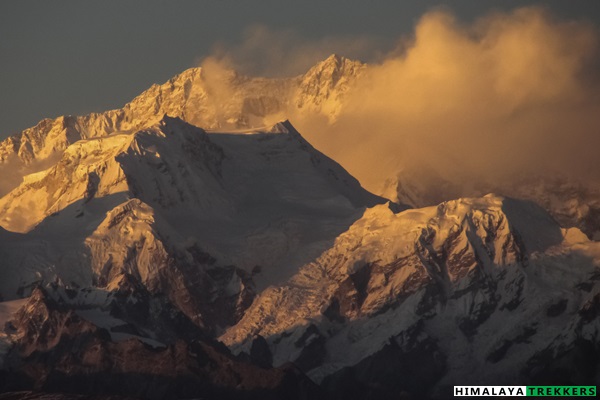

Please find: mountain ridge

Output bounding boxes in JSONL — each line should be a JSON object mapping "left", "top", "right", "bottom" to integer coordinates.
{"left": 2, "top": 54, "right": 597, "bottom": 244}
{"left": 0, "top": 55, "right": 599, "bottom": 399}
{"left": 220, "top": 194, "right": 600, "bottom": 393}
{"left": 0, "top": 55, "right": 362, "bottom": 181}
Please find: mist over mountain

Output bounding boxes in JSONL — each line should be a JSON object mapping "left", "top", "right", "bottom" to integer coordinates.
{"left": 0, "top": 5, "right": 599, "bottom": 400}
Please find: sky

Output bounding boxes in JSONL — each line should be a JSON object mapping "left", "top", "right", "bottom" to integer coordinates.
{"left": 1, "top": 1, "right": 600, "bottom": 139}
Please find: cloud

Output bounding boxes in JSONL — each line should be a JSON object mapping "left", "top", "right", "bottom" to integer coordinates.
{"left": 194, "top": 7, "right": 600, "bottom": 199}
{"left": 286, "top": 6, "right": 600, "bottom": 194}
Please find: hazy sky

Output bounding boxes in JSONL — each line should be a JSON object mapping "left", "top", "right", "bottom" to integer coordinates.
{"left": 1, "top": 1, "right": 599, "bottom": 139}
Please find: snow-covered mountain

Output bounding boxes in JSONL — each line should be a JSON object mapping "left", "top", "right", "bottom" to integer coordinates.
{"left": 0, "top": 54, "right": 362, "bottom": 193}
{"left": 2, "top": 54, "right": 598, "bottom": 244}
{"left": 0, "top": 55, "right": 599, "bottom": 399}
{"left": 221, "top": 195, "right": 600, "bottom": 395}
{"left": 0, "top": 115, "right": 387, "bottom": 398}
{"left": 0, "top": 116, "right": 385, "bottom": 332}
{"left": 0, "top": 55, "right": 600, "bottom": 245}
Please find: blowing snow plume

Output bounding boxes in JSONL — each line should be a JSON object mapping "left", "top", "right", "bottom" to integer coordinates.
{"left": 285, "top": 7, "right": 600, "bottom": 197}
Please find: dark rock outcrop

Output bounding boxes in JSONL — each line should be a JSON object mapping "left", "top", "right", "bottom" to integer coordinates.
{"left": 1, "top": 288, "right": 322, "bottom": 400}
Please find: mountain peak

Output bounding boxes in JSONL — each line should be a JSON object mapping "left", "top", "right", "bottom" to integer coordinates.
{"left": 267, "top": 120, "right": 294, "bottom": 134}
{"left": 292, "top": 55, "right": 365, "bottom": 121}
{"left": 323, "top": 53, "right": 343, "bottom": 65}
{"left": 308, "top": 54, "right": 364, "bottom": 76}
